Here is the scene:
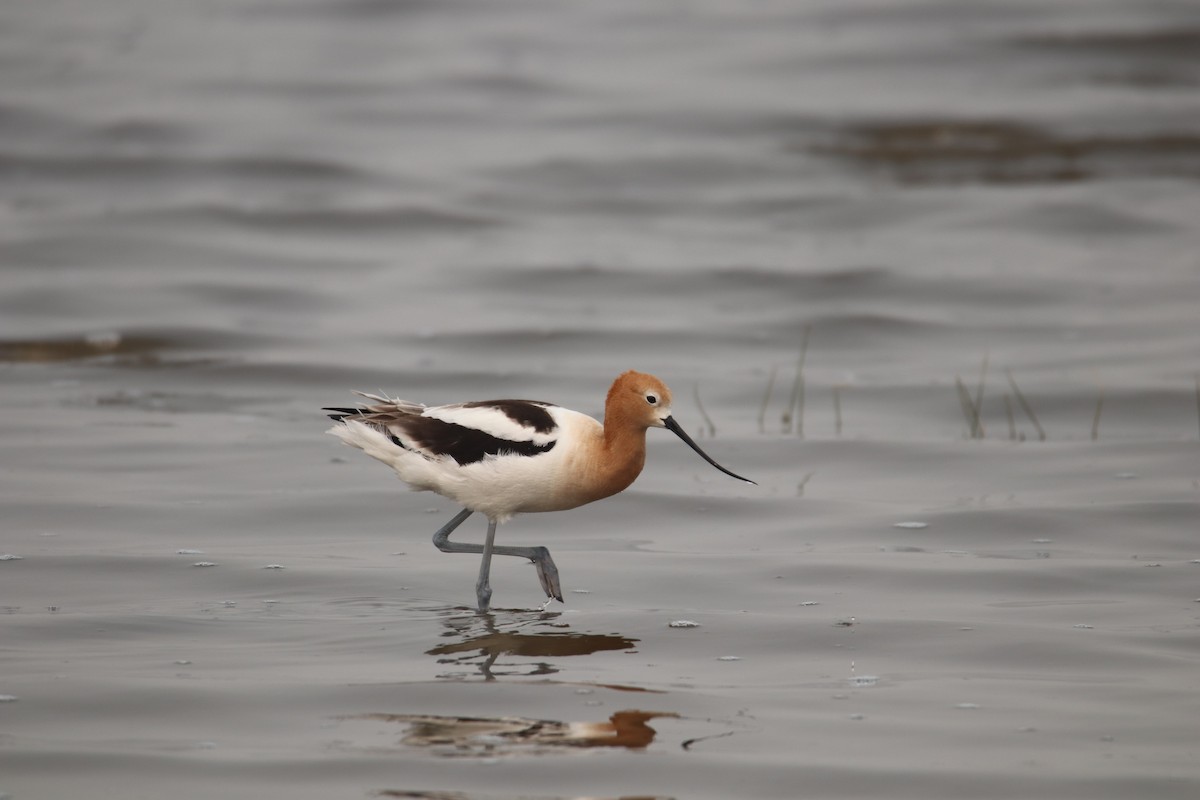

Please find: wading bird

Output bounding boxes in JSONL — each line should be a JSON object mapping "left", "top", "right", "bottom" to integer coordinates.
{"left": 326, "top": 370, "right": 754, "bottom": 611}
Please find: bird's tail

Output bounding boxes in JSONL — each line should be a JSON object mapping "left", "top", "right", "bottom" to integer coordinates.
{"left": 323, "top": 406, "right": 363, "bottom": 422}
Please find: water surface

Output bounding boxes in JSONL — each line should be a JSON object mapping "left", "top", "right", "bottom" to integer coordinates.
{"left": 2, "top": 1, "right": 1199, "bottom": 798}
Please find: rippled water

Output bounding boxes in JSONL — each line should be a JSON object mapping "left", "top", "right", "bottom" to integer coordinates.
{"left": 3, "top": 1, "right": 1199, "bottom": 798}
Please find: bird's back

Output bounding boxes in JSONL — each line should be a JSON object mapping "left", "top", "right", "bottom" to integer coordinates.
{"left": 326, "top": 395, "right": 609, "bottom": 521}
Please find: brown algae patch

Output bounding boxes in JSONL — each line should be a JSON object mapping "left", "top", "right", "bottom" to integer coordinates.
{"left": 807, "top": 120, "right": 1200, "bottom": 184}
{"left": 0, "top": 331, "right": 162, "bottom": 363}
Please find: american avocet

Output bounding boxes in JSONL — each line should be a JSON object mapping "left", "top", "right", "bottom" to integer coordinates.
{"left": 325, "top": 370, "right": 754, "bottom": 612}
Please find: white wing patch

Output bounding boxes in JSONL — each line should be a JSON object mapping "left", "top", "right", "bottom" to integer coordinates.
{"left": 422, "top": 402, "right": 559, "bottom": 446}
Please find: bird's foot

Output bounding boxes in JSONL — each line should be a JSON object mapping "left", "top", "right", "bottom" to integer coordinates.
{"left": 475, "top": 580, "right": 493, "bottom": 614}
{"left": 530, "top": 547, "right": 563, "bottom": 603}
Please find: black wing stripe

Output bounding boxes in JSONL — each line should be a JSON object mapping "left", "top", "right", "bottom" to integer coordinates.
{"left": 390, "top": 415, "right": 556, "bottom": 465}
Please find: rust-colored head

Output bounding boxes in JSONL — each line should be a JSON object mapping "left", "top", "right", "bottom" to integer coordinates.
{"left": 605, "top": 370, "right": 755, "bottom": 485}
{"left": 605, "top": 370, "right": 674, "bottom": 431}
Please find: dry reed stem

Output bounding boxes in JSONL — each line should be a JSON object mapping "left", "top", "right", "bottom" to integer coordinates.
{"left": 955, "top": 375, "right": 983, "bottom": 439}
{"left": 758, "top": 365, "right": 777, "bottom": 434}
{"left": 974, "top": 352, "right": 989, "bottom": 438}
{"left": 792, "top": 374, "right": 806, "bottom": 438}
{"left": 782, "top": 325, "right": 812, "bottom": 437}
{"left": 1005, "top": 368, "right": 1045, "bottom": 441}
{"left": 833, "top": 385, "right": 843, "bottom": 437}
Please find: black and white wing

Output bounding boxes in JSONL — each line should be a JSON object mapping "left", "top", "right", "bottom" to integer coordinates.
{"left": 325, "top": 395, "right": 560, "bottom": 466}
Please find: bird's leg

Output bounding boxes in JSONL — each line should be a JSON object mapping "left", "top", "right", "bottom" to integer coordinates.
{"left": 430, "top": 508, "right": 488, "bottom": 611}
{"left": 475, "top": 518, "right": 497, "bottom": 613}
{"left": 430, "top": 507, "right": 564, "bottom": 608}
{"left": 431, "top": 507, "right": 475, "bottom": 553}
{"left": 511, "top": 545, "right": 562, "bottom": 603}
{"left": 487, "top": 542, "right": 562, "bottom": 604}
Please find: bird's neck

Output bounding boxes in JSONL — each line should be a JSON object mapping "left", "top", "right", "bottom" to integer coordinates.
{"left": 597, "top": 416, "right": 647, "bottom": 497}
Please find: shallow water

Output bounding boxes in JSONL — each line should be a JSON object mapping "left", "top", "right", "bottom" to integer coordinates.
{"left": 2, "top": 1, "right": 1200, "bottom": 798}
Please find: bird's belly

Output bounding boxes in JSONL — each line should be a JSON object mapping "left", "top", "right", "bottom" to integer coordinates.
{"left": 445, "top": 443, "right": 630, "bottom": 521}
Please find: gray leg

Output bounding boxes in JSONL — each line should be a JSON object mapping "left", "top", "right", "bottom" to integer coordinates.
{"left": 431, "top": 508, "right": 564, "bottom": 608}
{"left": 475, "top": 518, "right": 497, "bottom": 612}
{"left": 431, "top": 507, "right": 475, "bottom": 552}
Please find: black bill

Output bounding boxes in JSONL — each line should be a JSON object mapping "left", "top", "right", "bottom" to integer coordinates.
{"left": 663, "top": 416, "right": 757, "bottom": 485}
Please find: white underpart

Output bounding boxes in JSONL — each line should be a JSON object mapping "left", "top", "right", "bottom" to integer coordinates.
{"left": 327, "top": 405, "right": 603, "bottom": 523}
{"left": 422, "top": 403, "right": 558, "bottom": 446}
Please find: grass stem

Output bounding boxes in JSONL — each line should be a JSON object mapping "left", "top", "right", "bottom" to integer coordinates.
{"left": 833, "top": 385, "right": 843, "bottom": 437}
{"left": 782, "top": 324, "right": 812, "bottom": 436}
{"left": 757, "top": 365, "right": 777, "bottom": 434}
{"left": 974, "top": 351, "right": 989, "bottom": 438}
{"left": 1005, "top": 368, "right": 1045, "bottom": 441}
{"left": 955, "top": 375, "right": 983, "bottom": 439}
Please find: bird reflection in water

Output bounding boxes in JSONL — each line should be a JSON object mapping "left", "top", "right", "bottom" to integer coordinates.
{"left": 356, "top": 709, "right": 679, "bottom": 756}
{"left": 427, "top": 609, "right": 637, "bottom": 680}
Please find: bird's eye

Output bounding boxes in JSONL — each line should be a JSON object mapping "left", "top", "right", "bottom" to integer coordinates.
{"left": 646, "top": 394, "right": 658, "bottom": 405}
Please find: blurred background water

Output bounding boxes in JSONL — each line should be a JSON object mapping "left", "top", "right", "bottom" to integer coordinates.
{"left": 2, "top": 1, "right": 1199, "bottom": 799}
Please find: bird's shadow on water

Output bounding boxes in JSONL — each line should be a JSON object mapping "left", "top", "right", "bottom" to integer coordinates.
{"left": 425, "top": 607, "right": 639, "bottom": 681}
